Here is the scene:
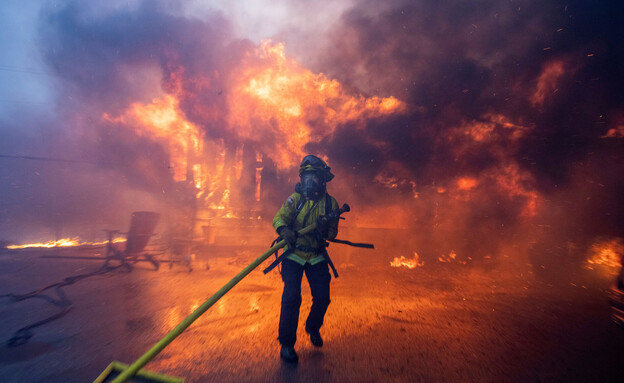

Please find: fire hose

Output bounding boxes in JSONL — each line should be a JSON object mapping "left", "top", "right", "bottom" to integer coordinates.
{"left": 95, "top": 204, "right": 351, "bottom": 383}
{"left": 0, "top": 262, "right": 131, "bottom": 347}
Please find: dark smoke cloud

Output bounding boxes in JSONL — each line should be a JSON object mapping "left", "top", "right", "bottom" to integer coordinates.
{"left": 315, "top": 0, "right": 624, "bottom": 266}
{"left": 1, "top": 0, "right": 622, "bottom": 271}
{"left": 320, "top": 0, "right": 623, "bottom": 173}
{"left": 38, "top": 0, "right": 240, "bottom": 124}
{"left": 0, "top": 1, "right": 242, "bottom": 242}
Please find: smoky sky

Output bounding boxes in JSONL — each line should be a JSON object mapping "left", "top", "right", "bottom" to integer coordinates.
{"left": 1, "top": 0, "right": 623, "bottom": 258}
{"left": 321, "top": 0, "right": 623, "bottom": 173}
{"left": 320, "top": 0, "right": 624, "bottom": 236}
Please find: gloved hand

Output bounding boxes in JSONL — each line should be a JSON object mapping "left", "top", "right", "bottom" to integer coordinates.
{"left": 316, "top": 216, "right": 329, "bottom": 238}
{"left": 277, "top": 226, "right": 297, "bottom": 248}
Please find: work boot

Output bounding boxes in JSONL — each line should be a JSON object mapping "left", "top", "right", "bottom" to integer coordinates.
{"left": 280, "top": 345, "right": 298, "bottom": 363}
{"left": 306, "top": 329, "right": 323, "bottom": 347}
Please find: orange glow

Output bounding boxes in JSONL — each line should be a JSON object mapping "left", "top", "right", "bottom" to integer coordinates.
{"left": 255, "top": 153, "right": 263, "bottom": 202}
{"left": 489, "top": 164, "right": 539, "bottom": 217}
{"left": 391, "top": 252, "right": 424, "bottom": 268}
{"left": 531, "top": 60, "right": 565, "bottom": 108}
{"left": 601, "top": 125, "right": 624, "bottom": 138}
{"left": 7, "top": 237, "right": 126, "bottom": 249}
{"left": 249, "top": 294, "right": 260, "bottom": 313}
{"left": 585, "top": 238, "right": 623, "bottom": 273}
{"left": 438, "top": 251, "right": 468, "bottom": 264}
{"left": 103, "top": 40, "right": 407, "bottom": 219}
{"left": 374, "top": 174, "right": 399, "bottom": 189}
{"left": 190, "top": 299, "right": 200, "bottom": 313}
{"left": 438, "top": 250, "right": 457, "bottom": 263}
{"left": 192, "top": 164, "right": 202, "bottom": 190}
{"left": 457, "top": 177, "right": 478, "bottom": 191}
{"left": 466, "top": 121, "right": 495, "bottom": 142}
{"left": 228, "top": 40, "right": 407, "bottom": 169}
{"left": 463, "top": 114, "right": 529, "bottom": 143}
{"left": 103, "top": 94, "right": 201, "bottom": 182}
{"left": 448, "top": 115, "right": 539, "bottom": 217}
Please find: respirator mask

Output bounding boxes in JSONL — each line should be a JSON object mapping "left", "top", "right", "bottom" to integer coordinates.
{"left": 296, "top": 171, "right": 325, "bottom": 200}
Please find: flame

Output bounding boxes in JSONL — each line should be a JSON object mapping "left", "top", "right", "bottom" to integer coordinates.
{"left": 7, "top": 237, "right": 126, "bottom": 249}
{"left": 390, "top": 252, "right": 424, "bottom": 268}
{"left": 104, "top": 94, "right": 237, "bottom": 215}
{"left": 437, "top": 250, "right": 468, "bottom": 264}
{"left": 585, "top": 238, "right": 623, "bottom": 272}
{"left": 228, "top": 40, "right": 407, "bottom": 169}
{"left": 103, "top": 94, "right": 201, "bottom": 182}
{"left": 103, "top": 40, "right": 407, "bottom": 219}
{"left": 438, "top": 250, "right": 457, "bottom": 263}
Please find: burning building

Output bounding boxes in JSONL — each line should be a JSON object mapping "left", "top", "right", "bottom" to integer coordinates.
{"left": 0, "top": 0, "right": 622, "bottom": 274}
{"left": 1, "top": 1, "right": 624, "bottom": 382}
{"left": 94, "top": 38, "right": 406, "bottom": 250}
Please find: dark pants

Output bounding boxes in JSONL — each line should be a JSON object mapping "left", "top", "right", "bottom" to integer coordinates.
{"left": 278, "top": 258, "right": 331, "bottom": 347}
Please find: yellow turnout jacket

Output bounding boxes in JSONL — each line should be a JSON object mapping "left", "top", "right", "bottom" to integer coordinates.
{"left": 273, "top": 192, "right": 339, "bottom": 265}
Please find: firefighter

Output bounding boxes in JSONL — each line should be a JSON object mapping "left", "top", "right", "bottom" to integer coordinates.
{"left": 272, "top": 155, "right": 340, "bottom": 363}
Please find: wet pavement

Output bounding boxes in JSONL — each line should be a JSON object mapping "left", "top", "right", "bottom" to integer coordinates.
{"left": 1, "top": 243, "right": 623, "bottom": 382}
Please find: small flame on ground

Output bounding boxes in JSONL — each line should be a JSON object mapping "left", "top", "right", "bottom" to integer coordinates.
{"left": 438, "top": 250, "right": 457, "bottom": 263}
{"left": 7, "top": 237, "right": 126, "bottom": 249}
{"left": 438, "top": 251, "right": 468, "bottom": 264}
{"left": 390, "top": 252, "right": 424, "bottom": 269}
{"left": 585, "top": 238, "right": 623, "bottom": 273}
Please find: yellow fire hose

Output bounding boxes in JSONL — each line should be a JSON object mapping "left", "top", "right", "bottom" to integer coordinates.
{"left": 94, "top": 222, "right": 319, "bottom": 383}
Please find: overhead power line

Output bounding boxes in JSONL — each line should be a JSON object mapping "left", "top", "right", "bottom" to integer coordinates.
{"left": 0, "top": 99, "right": 52, "bottom": 105}
{"left": 0, "top": 154, "right": 119, "bottom": 166}
{"left": 0, "top": 65, "right": 54, "bottom": 76}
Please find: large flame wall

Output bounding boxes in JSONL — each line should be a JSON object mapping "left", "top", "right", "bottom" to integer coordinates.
{"left": 1, "top": 1, "right": 623, "bottom": 276}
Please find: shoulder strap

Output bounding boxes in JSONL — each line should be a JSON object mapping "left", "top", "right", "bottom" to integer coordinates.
{"left": 295, "top": 193, "right": 306, "bottom": 216}
{"left": 325, "top": 194, "right": 332, "bottom": 216}
{"left": 291, "top": 194, "right": 331, "bottom": 227}
{"left": 288, "top": 193, "right": 306, "bottom": 228}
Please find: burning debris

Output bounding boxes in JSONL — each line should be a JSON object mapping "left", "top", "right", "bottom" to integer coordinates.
{"left": 390, "top": 252, "right": 425, "bottom": 269}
